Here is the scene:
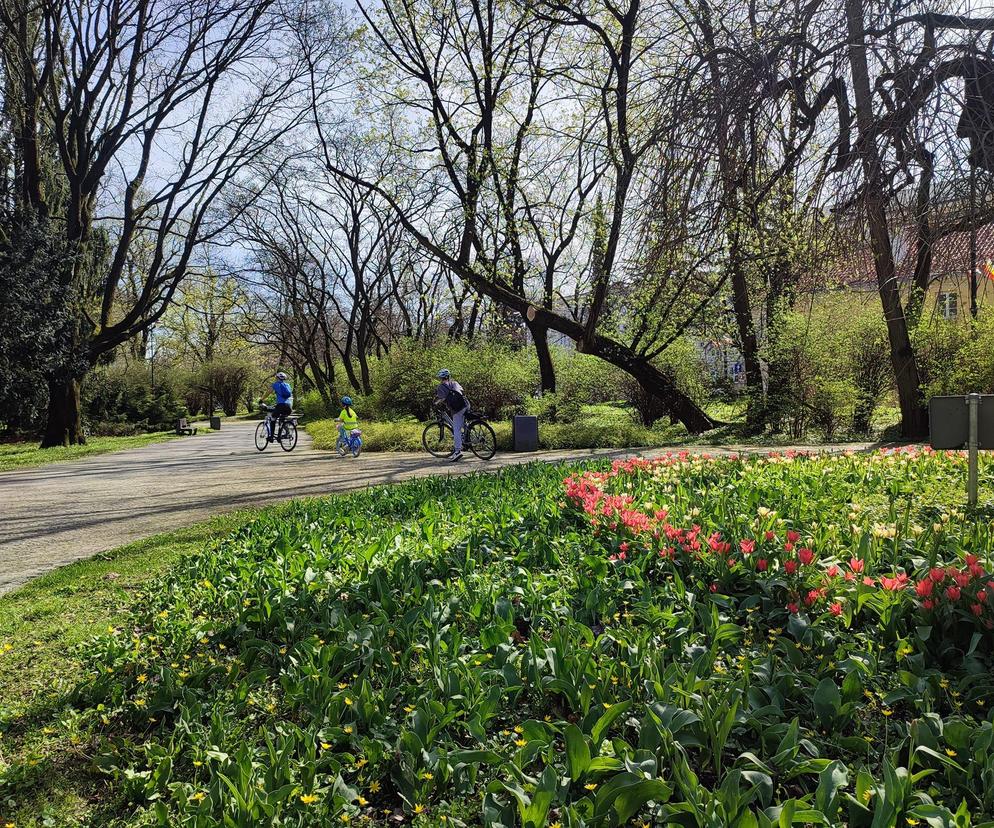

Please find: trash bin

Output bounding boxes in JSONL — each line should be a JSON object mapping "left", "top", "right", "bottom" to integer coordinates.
{"left": 210, "top": 416, "right": 221, "bottom": 430}
{"left": 512, "top": 415, "right": 538, "bottom": 452}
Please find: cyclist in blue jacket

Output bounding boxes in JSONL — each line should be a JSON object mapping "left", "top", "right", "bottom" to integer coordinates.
{"left": 266, "top": 371, "right": 294, "bottom": 441}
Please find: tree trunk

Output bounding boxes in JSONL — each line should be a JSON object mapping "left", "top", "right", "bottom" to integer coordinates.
{"left": 584, "top": 336, "right": 715, "bottom": 433}
{"left": 41, "top": 372, "right": 85, "bottom": 447}
{"left": 727, "top": 232, "right": 764, "bottom": 431}
{"left": 845, "top": 0, "right": 928, "bottom": 440}
{"left": 526, "top": 317, "right": 556, "bottom": 393}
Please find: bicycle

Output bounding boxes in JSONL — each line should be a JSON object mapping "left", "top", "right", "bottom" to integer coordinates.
{"left": 255, "top": 403, "right": 299, "bottom": 452}
{"left": 421, "top": 406, "right": 497, "bottom": 460}
{"left": 336, "top": 425, "right": 363, "bottom": 458}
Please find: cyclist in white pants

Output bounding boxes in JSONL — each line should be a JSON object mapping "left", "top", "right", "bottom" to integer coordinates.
{"left": 434, "top": 369, "right": 468, "bottom": 461}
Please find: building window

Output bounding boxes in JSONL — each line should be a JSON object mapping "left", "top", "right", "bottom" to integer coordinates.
{"left": 938, "top": 291, "right": 957, "bottom": 320}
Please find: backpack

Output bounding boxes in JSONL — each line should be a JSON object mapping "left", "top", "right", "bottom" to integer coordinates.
{"left": 444, "top": 384, "right": 467, "bottom": 412}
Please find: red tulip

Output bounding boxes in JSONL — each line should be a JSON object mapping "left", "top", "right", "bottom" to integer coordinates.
{"left": 829, "top": 602, "right": 843, "bottom": 616}
{"left": 915, "top": 579, "right": 934, "bottom": 597}
{"left": 740, "top": 539, "right": 756, "bottom": 555}
{"left": 850, "top": 558, "right": 864, "bottom": 573}
{"left": 784, "top": 560, "right": 798, "bottom": 575}
{"left": 798, "top": 548, "right": 815, "bottom": 566}
{"left": 787, "top": 530, "right": 801, "bottom": 544}
{"left": 756, "top": 558, "right": 768, "bottom": 572}
{"left": 946, "top": 586, "right": 961, "bottom": 601}
{"left": 971, "top": 603, "right": 983, "bottom": 617}
{"left": 787, "top": 602, "right": 799, "bottom": 614}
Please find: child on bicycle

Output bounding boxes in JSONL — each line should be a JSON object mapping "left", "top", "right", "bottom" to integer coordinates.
{"left": 336, "top": 396, "right": 359, "bottom": 446}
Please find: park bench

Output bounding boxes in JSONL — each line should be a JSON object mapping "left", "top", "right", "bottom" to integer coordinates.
{"left": 175, "top": 417, "right": 198, "bottom": 436}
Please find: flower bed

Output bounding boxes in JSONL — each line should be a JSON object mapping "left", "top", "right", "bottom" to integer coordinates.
{"left": 4, "top": 450, "right": 994, "bottom": 826}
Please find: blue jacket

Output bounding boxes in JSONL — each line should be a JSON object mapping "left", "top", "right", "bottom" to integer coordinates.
{"left": 272, "top": 381, "right": 293, "bottom": 405}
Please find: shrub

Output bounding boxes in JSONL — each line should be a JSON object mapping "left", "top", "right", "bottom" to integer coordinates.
{"left": 371, "top": 339, "right": 535, "bottom": 420}
{"left": 182, "top": 360, "right": 253, "bottom": 416}
{"left": 619, "top": 338, "right": 711, "bottom": 427}
{"left": 83, "top": 362, "right": 186, "bottom": 434}
{"left": 914, "top": 310, "right": 994, "bottom": 400}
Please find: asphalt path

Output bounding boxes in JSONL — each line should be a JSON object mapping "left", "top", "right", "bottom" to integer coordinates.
{"left": 0, "top": 420, "right": 686, "bottom": 594}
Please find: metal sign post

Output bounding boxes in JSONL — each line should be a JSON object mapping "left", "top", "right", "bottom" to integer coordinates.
{"left": 929, "top": 393, "right": 993, "bottom": 508}
{"left": 968, "top": 393, "right": 980, "bottom": 507}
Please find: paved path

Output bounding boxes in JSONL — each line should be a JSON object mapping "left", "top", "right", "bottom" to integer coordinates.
{"left": 0, "top": 422, "right": 880, "bottom": 594}
{"left": 0, "top": 422, "right": 666, "bottom": 594}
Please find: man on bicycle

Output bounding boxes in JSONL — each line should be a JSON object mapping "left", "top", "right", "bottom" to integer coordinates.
{"left": 266, "top": 371, "right": 294, "bottom": 442}
{"left": 434, "top": 369, "right": 468, "bottom": 461}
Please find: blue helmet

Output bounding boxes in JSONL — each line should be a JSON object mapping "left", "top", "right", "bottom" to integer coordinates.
{"left": 437, "top": 369, "right": 450, "bottom": 379}
{"left": 341, "top": 396, "right": 353, "bottom": 406}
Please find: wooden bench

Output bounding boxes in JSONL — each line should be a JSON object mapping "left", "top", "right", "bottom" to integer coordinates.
{"left": 175, "top": 417, "right": 198, "bottom": 436}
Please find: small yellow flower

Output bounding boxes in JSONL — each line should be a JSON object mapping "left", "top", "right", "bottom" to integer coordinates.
{"left": 584, "top": 782, "right": 597, "bottom": 790}
{"left": 357, "top": 796, "right": 369, "bottom": 806}
{"left": 355, "top": 757, "right": 368, "bottom": 768}
{"left": 338, "top": 682, "right": 349, "bottom": 690}
{"left": 945, "top": 748, "right": 957, "bottom": 757}
{"left": 344, "top": 697, "right": 353, "bottom": 706}
{"left": 421, "top": 772, "right": 433, "bottom": 780}
{"left": 513, "top": 725, "right": 523, "bottom": 734}
{"left": 321, "top": 742, "right": 331, "bottom": 750}
{"left": 369, "top": 780, "right": 381, "bottom": 793}
{"left": 193, "top": 760, "right": 203, "bottom": 767}
{"left": 136, "top": 673, "right": 148, "bottom": 684}
{"left": 413, "top": 804, "right": 426, "bottom": 814}
{"left": 191, "top": 791, "right": 207, "bottom": 803}
{"left": 300, "top": 793, "right": 319, "bottom": 804}
{"left": 907, "top": 819, "right": 920, "bottom": 826}
{"left": 882, "top": 708, "right": 893, "bottom": 717}
{"left": 515, "top": 738, "right": 527, "bottom": 747}
{"left": 550, "top": 823, "right": 562, "bottom": 828}
{"left": 344, "top": 725, "right": 353, "bottom": 734}
{"left": 404, "top": 705, "right": 415, "bottom": 713}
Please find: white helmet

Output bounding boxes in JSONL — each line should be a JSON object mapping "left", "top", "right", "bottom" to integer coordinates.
{"left": 276, "top": 371, "right": 288, "bottom": 380}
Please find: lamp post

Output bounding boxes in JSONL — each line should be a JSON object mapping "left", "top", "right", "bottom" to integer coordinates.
{"left": 149, "top": 324, "right": 157, "bottom": 389}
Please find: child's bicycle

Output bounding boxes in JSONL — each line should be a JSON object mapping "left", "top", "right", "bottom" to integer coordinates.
{"left": 335, "top": 423, "right": 363, "bottom": 458}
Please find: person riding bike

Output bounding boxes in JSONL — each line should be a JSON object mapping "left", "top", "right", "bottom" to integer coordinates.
{"left": 265, "top": 371, "right": 294, "bottom": 442}
{"left": 434, "top": 369, "right": 468, "bottom": 462}
{"left": 336, "top": 396, "right": 359, "bottom": 446}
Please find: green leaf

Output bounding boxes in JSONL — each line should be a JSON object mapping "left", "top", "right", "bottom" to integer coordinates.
{"left": 813, "top": 678, "right": 841, "bottom": 728}
{"left": 591, "top": 701, "right": 633, "bottom": 748}
{"left": 565, "top": 724, "right": 592, "bottom": 782}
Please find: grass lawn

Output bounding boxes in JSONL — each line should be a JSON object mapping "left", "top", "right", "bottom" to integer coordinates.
{"left": 0, "top": 512, "right": 257, "bottom": 826}
{"left": 2, "top": 450, "right": 994, "bottom": 826}
{"left": 306, "top": 399, "right": 891, "bottom": 455}
{"left": 0, "top": 432, "right": 180, "bottom": 472}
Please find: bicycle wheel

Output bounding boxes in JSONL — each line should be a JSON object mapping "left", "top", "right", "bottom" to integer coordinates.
{"left": 467, "top": 420, "right": 497, "bottom": 460}
{"left": 254, "top": 421, "right": 269, "bottom": 451}
{"left": 336, "top": 436, "right": 348, "bottom": 457}
{"left": 422, "top": 420, "right": 454, "bottom": 457}
{"left": 352, "top": 440, "right": 362, "bottom": 458}
{"left": 279, "top": 420, "right": 298, "bottom": 452}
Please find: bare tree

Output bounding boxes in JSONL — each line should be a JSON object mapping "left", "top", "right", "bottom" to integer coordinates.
{"left": 0, "top": 0, "right": 347, "bottom": 445}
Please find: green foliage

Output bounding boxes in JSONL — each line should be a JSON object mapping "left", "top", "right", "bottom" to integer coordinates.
{"left": 763, "top": 297, "right": 893, "bottom": 438}
{"left": 913, "top": 310, "right": 994, "bottom": 400}
{"left": 370, "top": 339, "right": 534, "bottom": 420}
{"left": 307, "top": 406, "right": 686, "bottom": 453}
{"left": 0, "top": 209, "right": 73, "bottom": 434}
{"left": 4, "top": 450, "right": 994, "bottom": 825}
{"left": 84, "top": 362, "right": 187, "bottom": 434}
{"left": 183, "top": 360, "right": 253, "bottom": 416}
